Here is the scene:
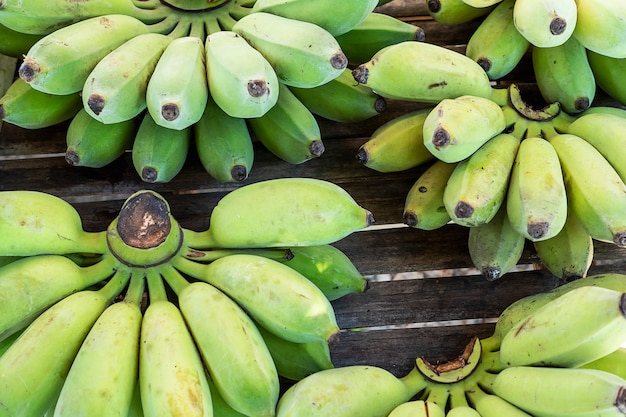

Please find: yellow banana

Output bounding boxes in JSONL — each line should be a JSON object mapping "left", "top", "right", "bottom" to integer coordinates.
{"left": 587, "top": 51, "right": 626, "bottom": 105}
{"left": 513, "top": 0, "right": 578, "bottom": 47}
{"left": 574, "top": 0, "right": 626, "bottom": 58}
{"left": 428, "top": 0, "right": 494, "bottom": 25}
{"left": 0, "top": 22, "right": 41, "bottom": 58}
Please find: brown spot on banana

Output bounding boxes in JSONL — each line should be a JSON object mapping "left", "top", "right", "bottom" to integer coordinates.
{"left": 87, "top": 94, "right": 106, "bottom": 116}
{"left": 247, "top": 79, "right": 267, "bottom": 98}
{"left": 549, "top": 16, "right": 567, "bottom": 35}
{"left": 161, "top": 103, "right": 180, "bottom": 121}
{"left": 330, "top": 51, "right": 348, "bottom": 70}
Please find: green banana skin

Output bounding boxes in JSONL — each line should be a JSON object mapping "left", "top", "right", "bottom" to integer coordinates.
{"left": 0, "top": 327, "right": 22, "bottom": 358}
{"left": 513, "top": 0, "right": 577, "bottom": 48}
{"left": 233, "top": 12, "right": 347, "bottom": 88}
{"left": 194, "top": 94, "right": 254, "bottom": 183}
{"left": 0, "top": 22, "right": 41, "bottom": 57}
{"left": 65, "top": 108, "right": 137, "bottom": 168}
{"left": 587, "top": 51, "right": 626, "bottom": 105}
{"left": 428, "top": 0, "right": 494, "bottom": 25}
{"left": 19, "top": 14, "right": 149, "bottom": 95}
{"left": 0, "top": 77, "right": 82, "bottom": 129}
{"left": 462, "top": 0, "right": 503, "bottom": 6}
{"left": 388, "top": 400, "right": 445, "bottom": 417}
{"left": 580, "top": 347, "right": 626, "bottom": 381}
{"left": 288, "top": 68, "right": 387, "bottom": 123}
{"left": 207, "top": 376, "right": 248, "bottom": 417}
{"left": 574, "top": 0, "right": 626, "bottom": 58}
{"left": 466, "top": 384, "right": 533, "bottom": 417}
{"left": 532, "top": 35, "right": 596, "bottom": 113}
{"left": 356, "top": 107, "right": 436, "bottom": 173}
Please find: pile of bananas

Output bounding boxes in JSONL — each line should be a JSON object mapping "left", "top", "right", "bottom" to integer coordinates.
{"left": 0, "top": 177, "right": 374, "bottom": 417}
{"left": 272, "top": 272, "right": 626, "bottom": 417}
{"left": 0, "top": 0, "right": 423, "bottom": 183}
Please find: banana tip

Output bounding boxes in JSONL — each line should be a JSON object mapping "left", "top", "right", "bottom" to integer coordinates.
{"left": 331, "top": 52, "right": 348, "bottom": 70}
{"left": 65, "top": 150, "right": 80, "bottom": 166}
{"left": 352, "top": 66, "right": 368, "bottom": 85}
{"left": 18, "top": 58, "right": 39, "bottom": 83}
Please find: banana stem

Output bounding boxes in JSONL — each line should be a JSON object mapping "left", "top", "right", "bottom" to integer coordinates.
{"left": 216, "top": 12, "right": 238, "bottom": 31}
{"left": 167, "top": 19, "right": 191, "bottom": 38}
{"left": 124, "top": 272, "right": 146, "bottom": 308}
{"left": 448, "top": 384, "right": 470, "bottom": 408}
{"left": 182, "top": 228, "right": 218, "bottom": 249}
{"left": 477, "top": 370, "right": 497, "bottom": 393}
{"left": 98, "top": 269, "right": 132, "bottom": 303}
{"left": 204, "top": 16, "right": 222, "bottom": 35}
{"left": 551, "top": 111, "right": 577, "bottom": 133}
{"left": 82, "top": 253, "right": 118, "bottom": 287}
{"left": 160, "top": 264, "right": 190, "bottom": 296}
{"left": 228, "top": 3, "right": 253, "bottom": 20}
{"left": 183, "top": 246, "right": 293, "bottom": 263}
{"left": 77, "top": 231, "right": 108, "bottom": 255}
{"left": 489, "top": 87, "right": 509, "bottom": 107}
{"left": 147, "top": 14, "right": 180, "bottom": 35}
{"left": 400, "top": 366, "right": 430, "bottom": 398}
{"left": 425, "top": 384, "right": 450, "bottom": 408}
{"left": 481, "top": 349, "right": 507, "bottom": 373}
{"left": 480, "top": 334, "right": 501, "bottom": 353}
{"left": 171, "top": 256, "right": 207, "bottom": 282}
{"left": 146, "top": 268, "right": 168, "bottom": 303}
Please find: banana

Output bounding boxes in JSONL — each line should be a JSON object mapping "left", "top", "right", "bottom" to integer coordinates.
{"left": 352, "top": 41, "right": 495, "bottom": 103}
{"left": 427, "top": 0, "right": 494, "bottom": 25}
{"left": 207, "top": 375, "right": 247, "bottom": 417}
{"left": 189, "top": 177, "right": 374, "bottom": 248}
{"left": 443, "top": 132, "right": 520, "bottom": 226}
{"left": 573, "top": 0, "right": 626, "bottom": 58}
{"left": 335, "top": 12, "right": 425, "bottom": 66}
{"left": 506, "top": 136, "right": 568, "bottom": 241}
{"left": 276, "top": 365, "right": 429, "bottom": 417}
{"left": 233, "top": 12, "right": 347, "bottom": 88}
{"left": 500, "top": 285, "right": 626, "bottom": 367}
{"left": 205, "top": 30, "right": 278, "bottom": 119}
{"left": 547, "top": 133, "right": 626, "bottom": 247}
{"left": 447, "top": 385, "right": 482, "bottom": 417}
{"left": 0, "top": 270, "right": 129, "bottom": 417}
{"left": 403, "top": 160, "right": 457, "bottom": 231}
{"left": 387, "top": 400, "right": 445, "bottom": 417}
{"left": 466, "top": 384, "right": 533, "bottom": 417}
{"left": 491, "top": 366, "right": 626, "bottom": 417}
{"left": 513, "top": 0, "right": 578, "bottom": 48}
{"left": 580, "top": 347, "right": 626, "bottom": 381}
{"left": 467, "top": 204, "right": 526, "bottom": 281}
{"left": 465, "top": 0, "right": 530, "bottom": 80}
{"left": 173, "top": 253, "right": 340, "bottom": 343}
{"left": 281, "top": 244, "right": 368, "bottom": 301}
{"left": 194, "top": 94, "right": 254, "bottom": 183}
{"left": 462, "top": 0, "right": 503, "bottom": 6}
{"left": 83, "top": 32, "right": 171, "bottom": 124}
{"left": 131, "top": 111, "right": 191, "bottom": 183}
{"left": 587, "top": 51, "right": 626, "bottom": 105}
{"left": 532, "top": 35, "right": 596, "bottom": 113}
{"left": 18, "top": 14, "right": 149, "bottom": 95}
{"left": 127, "top": 382, "right": 144, "bottom": 417}
{"left": 65, "top": 107, "right": 136, "bottom": 168}
{"left": 0, "top": 77, "right": 82, "bottom": 129}
{"left": 53, "top": 271, "right": 142, "bottom": 417}
{"left": 247, "top": 82, "right": 324, "bottom": 164}
{"left": 356, "top": 107, "right": 435, "bottom": 173}
{"left": 0, "top": 22, "right": 41, "bottom": 58}
{"left": 423, "top": 95, "right": 507, "bottom": 163}
{"left": 288, "top": 68, "right": 387, "bottom": 123}
{"left": 251, "top": 0, "right": 378, "bottom": 36}
{"left": 146, "top": 36, "right": 208, "bottom": 130}
{"left": 0, "top": 190, "right": 106, "bottom": 255}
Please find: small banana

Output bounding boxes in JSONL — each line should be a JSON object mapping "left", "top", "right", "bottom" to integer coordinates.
{"left": 466, "top": 384, "right": 533, "bottom": 417}
{"left": 233, "top": 12, "right": 347, "bottom": 88}
{"left": 387, "top": 400, "right": 445, "bottom": 417}
{"left": 205, "top": 31, "right": 278, "bottom": 118}
{"left": 573, "top": 0, "right": 626, "bottom": 58}
{"left": 587, "top": 51, "right": 626, "bottom": 105}
{"left": 0, "top": 22, "right": 41, "bottom": 58}
{"left": 427, "top": 0, "right": 494, "bottom": 25}
{"left": 146, "top": 36, "right": 208, "bottom": 130}
{"left": 513, "top": 0, "right": 578, "bottom": 47}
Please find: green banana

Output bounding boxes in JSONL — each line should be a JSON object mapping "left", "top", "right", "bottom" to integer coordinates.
{"left": 580, "top": 347, "right": 626, "bottom": 381}
{"left": 0, "top": 271, "right": 129, "bottom": 417}
{"left": 288, "top": 68, "right": 387, "bottom": 123}
{"left": 247, "top": 82, "right": 324, "bottom": 164}
{"left": 131, "top": 111, "right": 191, "bottom": 183}
{"left": 205, "top": 30, "right": 278, "bottom": 118}
{"left": 547, "top": 133, "right": 626, "bottom": 247}
{"left": 532, "top": 35, "right": 596, "bottom": 113}
{"left": 18, "top": 14, "right": 149, "bottom": 95}
{"left": 0, "top": 77, "right": 82, "bottom": 129}
{"left": 403, "top": 160, "right": 457, "bottom": 231}
{"left": 0, "top": 22, "right": 41, "bottom": 58}
{"left": 65, "top": 107, "right": 136, "bottom": 168}
{"left": 491, "top": 366, "right": 626, "bottom": 417}
{"left": 513, "top": 0, "right": 578, "bottom": 48}
{"left": 423, "top": 95, "right": 507, "bottom": 163}
{"left": 352, "top": 41, "right": 495, "bottom": 103}
{"left": 335, "top": 12, "right": 425, "bottom": 66}
{"left": 251, "top": 0, "right": 378, "bottom": 36}
{"left": 443, "top": 132, "right": 520, "bottom": 226}
{"left": 462, "top": 0, "right": 503, "bottom": 6}
{"left": 0, "top": 190, "right": 105, "bottom": 255}
{"left": 465, "top": 0, "right": 530, "bottom": 80}
{"left": 573, "top": 0, "right": 626, "bottom": 58}
{"left": 233, "top": 12, "right": 347, "bottom": 88}
{"left": 0, "top": 328, "right": 22, "bottom": 358}
{"left": 356, "top": 107, "right": 435, "bottom": 173}
{"left": 190, "top": 177, "right": 374, "bottom": 248}
{"left": 427, "top": 0, "right": 494, "bottom": 25}
{"left": 387, "top": 400, "right": 445, "bottom": 417}
{"left": 466, "top": 384, "right": 533, "bottom": 417}
{"left": 500, "top": 286, "right": 626, "bottom": 367}
{"left": 276, "top": 365, "right": 429, "bottom": 417}
{"left": 207, "top": 375, "right": 248, "bottom": 417}
{"left": 83, "top": 32, "right": 171, "bottom": 124}
{"left": 194, "top": 94, "right": 254, "bottom": 183}
{"left": 587, "top": 51, "right": 626, "bottom": 105}
{"left": 146, "top": 36, "right": 208, "bottom": 130}
{"left": 467, "top": 204, "right": 526, "bottom": 281}
{"left": 506, "top": 136, "right": 568, "bottom": 241}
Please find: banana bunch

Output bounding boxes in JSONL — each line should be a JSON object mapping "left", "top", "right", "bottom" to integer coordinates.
{"left": 0, "top": 177, "right": 373, "bottom": 417}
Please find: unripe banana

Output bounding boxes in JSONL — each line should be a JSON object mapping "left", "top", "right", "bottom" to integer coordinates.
{"left": 466, "top": 385, "right": 533, "bottom": 417}
{"left": 233, "top": 12, "right": 347, "bottom": 88}
{"left": 132, "top": 111, "right": 191, "bottom": 183}
{"left": 0, "top": 22, "right": 41, "bottom": 58}
{"left": 0, "top": 77, "right": 82, "bottom": 129}
{"left": 532, "top": 35, "right": 596, "bottom": 113}
{"left": 388, "top": 400, "right": 445, "bottom": 417}
{"left": 251, "top": 0, "right": 378, "bottom": 36}
{"left": 466, "top": 0, "right": 530, "bottom": 80}
{"left": 574, "top": 0, "right": 626, "bottom": 58}
{"left": 462, "top": 0, "right": 503, "bottom": 6}
{"left": 548, "top": 133, "right": 626, "bottom": 247}
{"left": 587, "top": 51, "right": 626, "bottom": 105}
{"left": 513, "top": 0, "right": 577, "bottom": 48}
{"left": 18, "top": 14, "right": 149, "bottom": 95}
{"left": 352, "top": 41, "right": 495, "bottom": 103}
{"left": 194, "top": 94, "right": 254, "bottom": 183}
{"left": 205, "top": 31, "right": 278, "bottom": 118}
{"left": 423, "top": 95, "right": 506, "bottom": 163}
{"left": 403, "top": 160, "right": 457, "bottom": 231}
{"left": 146, "top": 36, "right": 208, "bottom": 130}
{"left": 356, "top": 107, "right": 435, "bottom": 173}
{"left": 443, "top": 132, "right": 520, "bottom": 226}
{"left": 65, "top": 107, "right": 136, "bottom": 168}
{"left": 83, "top": 32, "right": 171, "bottom": 124}
{"left": 207, "top": 375, "right": 247, "bottom": 417}
{"left": 427, "top": 0, "right": 494, "bottom": 25}
{"left": 580, "top": 347, "right": 626, "bottom": 381}
{"left": 506, "top": 137, "right": 568, "bottom": 241}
